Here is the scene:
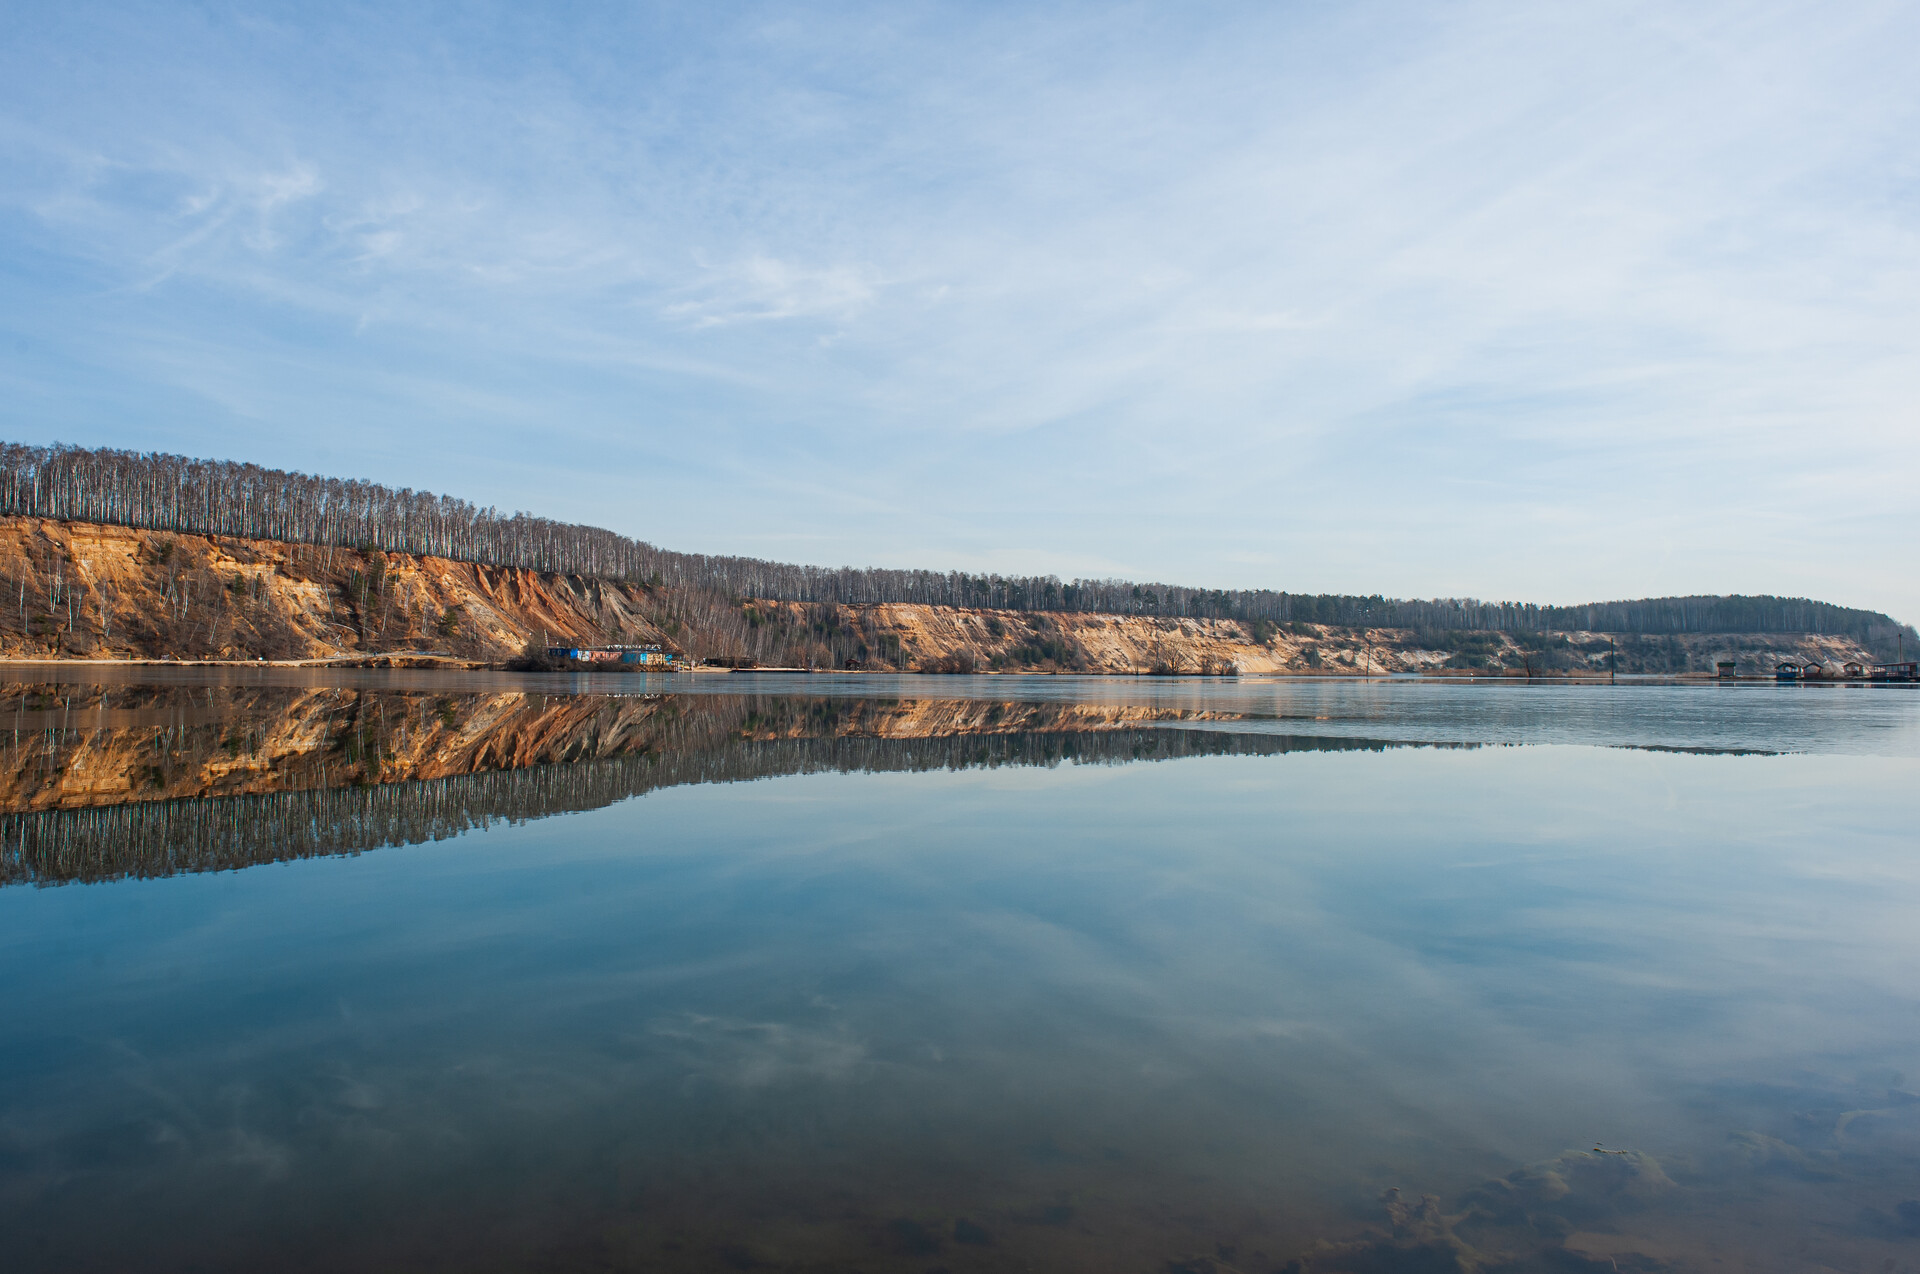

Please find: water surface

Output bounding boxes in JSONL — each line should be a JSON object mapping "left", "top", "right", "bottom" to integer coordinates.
{"left": 1, "top": 670, "right": 1916, "bottom": 1271}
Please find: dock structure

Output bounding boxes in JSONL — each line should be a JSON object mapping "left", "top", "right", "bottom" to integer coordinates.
{"left": 544, "top": 643, "right": 681, "bottom": 667}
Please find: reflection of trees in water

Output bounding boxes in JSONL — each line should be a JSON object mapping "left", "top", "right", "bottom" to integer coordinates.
{"left": 1, "top": 729, "right": 1420, "bottom": 886}
{"left": 0, "top": 684, "right": 1222, "bottom": 811}
{"left": 0, "top": 683, "right": 712, "bottom": 809}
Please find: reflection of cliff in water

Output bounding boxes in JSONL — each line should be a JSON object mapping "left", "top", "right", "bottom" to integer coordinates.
{"left": 0, "top": 683, "right": 1436, "bottom": 886}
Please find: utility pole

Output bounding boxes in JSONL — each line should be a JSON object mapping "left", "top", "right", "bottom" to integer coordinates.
{"left": 1609, "top": 635, "right": 1616, "bottom": 684}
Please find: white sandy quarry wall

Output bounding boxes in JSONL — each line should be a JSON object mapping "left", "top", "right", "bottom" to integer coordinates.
{"left": 747, "top": 600, "right": 1872, "bottom": 675}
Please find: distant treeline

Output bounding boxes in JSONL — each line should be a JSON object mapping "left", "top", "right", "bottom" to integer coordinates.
{"left": 3, "top": 442, "right": 1908, "bottom": 640}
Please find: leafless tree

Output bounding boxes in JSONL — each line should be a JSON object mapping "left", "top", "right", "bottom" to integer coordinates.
{"left": 2, "top": 442, "right": 1910, "bottom": 654}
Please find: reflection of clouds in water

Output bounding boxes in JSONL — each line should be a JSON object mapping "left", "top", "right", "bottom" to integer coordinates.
{"left": 651, "top": 1013, "right": 869, "bottom": 1089}
{"left": 13, "top": 1072, "right": 298, "bottom": 1192}
{"left": 3, "top": 738, "right": 1918, "bottom": 1271}
{"left": 327, "top": 1072, "right": 384, "bottom": 1111}
{"left": 218, "top": 1126, "right": 292, "bottom": 1181}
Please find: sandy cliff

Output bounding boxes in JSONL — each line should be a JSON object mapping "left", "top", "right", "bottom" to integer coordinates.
{"left": 0, "top": 515, "right": 1879, "bottom": 674}
{"left": 732, "top": 598, "right": 1874, "bottom": 676}
{"left": 0, "top": 515, "right": 674, "bottom": 662}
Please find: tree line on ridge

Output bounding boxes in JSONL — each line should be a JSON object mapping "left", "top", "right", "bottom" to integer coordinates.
{"left": 2, "top": 441, "right": 1908, "bottom": 643}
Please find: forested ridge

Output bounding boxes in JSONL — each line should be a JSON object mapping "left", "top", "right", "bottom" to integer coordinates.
{"left": 3, "top": 441, "right": 1908, "bottom": 641}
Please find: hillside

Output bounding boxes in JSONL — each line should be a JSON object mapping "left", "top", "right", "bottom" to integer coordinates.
{"left": 6, "top": 443, "right": 1912, "bottom": 657}
{"left": 720, "top": 598, "right": 1873, "bottom": 675}
{"left": 0, "top": 516, "right": 1880, "bottom": 674}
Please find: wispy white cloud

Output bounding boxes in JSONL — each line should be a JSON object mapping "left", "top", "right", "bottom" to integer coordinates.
{"left": 665, "top": 254, "right": 883, "bottom": 328}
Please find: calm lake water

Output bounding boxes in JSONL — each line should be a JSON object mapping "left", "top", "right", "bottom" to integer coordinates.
{"left": 1, "top": 669, "right": 1917, "bottom": 1272}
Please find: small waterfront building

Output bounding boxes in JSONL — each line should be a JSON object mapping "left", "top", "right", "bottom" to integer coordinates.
{"left": 544, "top": 644, "right": 680, "bottom": 667}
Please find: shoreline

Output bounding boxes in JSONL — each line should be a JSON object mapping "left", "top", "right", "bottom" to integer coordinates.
{"left": 0, "top": 656, "right": 1888, "bottom": 683}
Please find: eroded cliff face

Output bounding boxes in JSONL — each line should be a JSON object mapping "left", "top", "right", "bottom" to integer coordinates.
{"left": 857, "top": 603, "right": 1437, "bottom": 674}
{"left": 735, "top": 599, "right": 1875, "bottom": 676}
{"left": 0, "top": 516, "right": 1878, "bottom": 675}
{"left": 0, "top": 516, "right": 674, "bottom": 662}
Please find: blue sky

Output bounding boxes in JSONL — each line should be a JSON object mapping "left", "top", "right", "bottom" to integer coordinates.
{"left": 2, "top": 2, "right": 1916, "bottom": 619}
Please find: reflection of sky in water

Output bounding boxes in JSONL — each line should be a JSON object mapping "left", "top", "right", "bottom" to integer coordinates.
{"left": 3, "top": 737, "right": 1919, "bottom": 1270}
{"left": 9, "top": 664, "right": 1919, "bottom": 756}
{"left": 766, "top": 672, "right": 1920, "bottom": 754}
